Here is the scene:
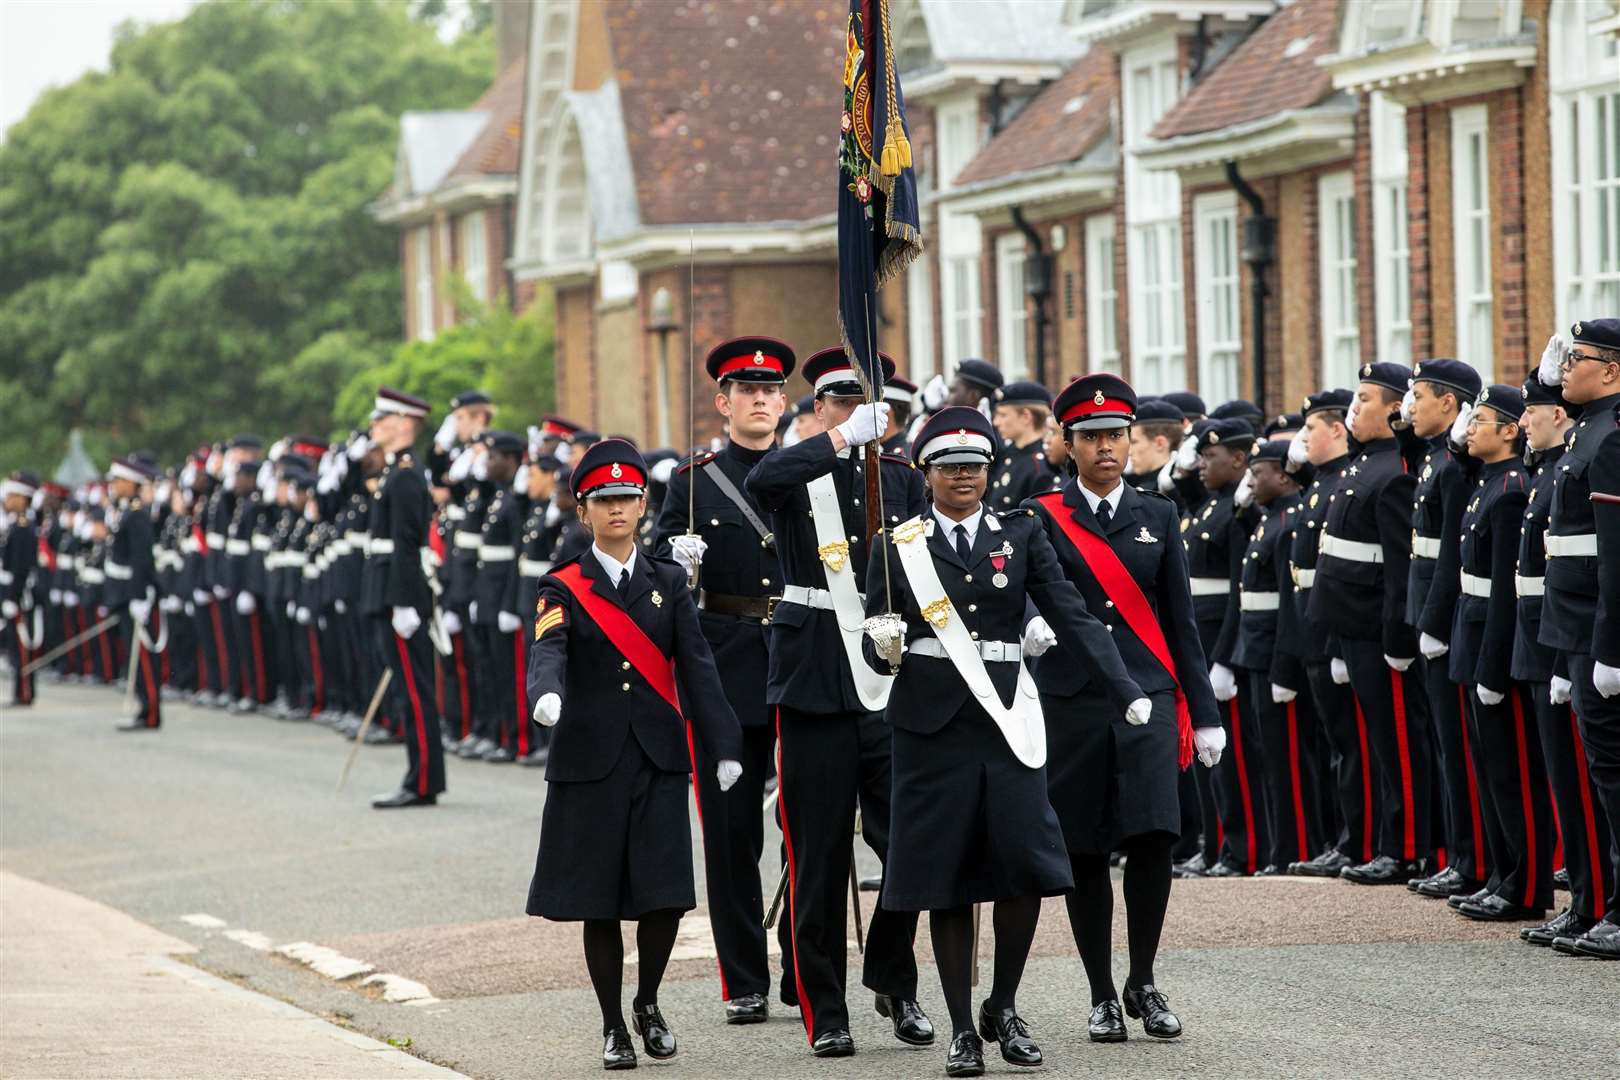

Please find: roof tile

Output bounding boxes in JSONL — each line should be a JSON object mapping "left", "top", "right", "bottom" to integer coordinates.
{"left": 953, "top": 47, "right": 1116, "bottom": 187}
{"left": 448, "top": 56, "right": 527, "bottom": 180}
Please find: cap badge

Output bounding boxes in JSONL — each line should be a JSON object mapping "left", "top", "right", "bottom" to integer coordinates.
{"left": 1093, "top": 390, "right": 1106, "bottom": 405}
{"left": 610, "top": 463, "right": 623, "bottom": 478}
{"left": 1521, "top": 384, "right": 1530, "bottom": 400}
{"left": 956, "top": 431, "right": 969, "bottom": 444}
{"left": 1209, "top": 432, "right": 1220, "bottom": 444}
{"left": 1573, "top": 322, "right": 1584, "bottom": 337}
{"left": 650, "top": 590, "right": 663, "bottom": 608}
{"left": 1303, "top": 396, "right": 1312, "bottom": 412}
{"left": 1361, "top": 364, "right": 1372, "bottom": 378}
{"left": 752, "top": 350, "right": 765, "bottom": 366}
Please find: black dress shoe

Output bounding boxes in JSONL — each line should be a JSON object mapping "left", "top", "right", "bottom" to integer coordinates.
{"left": 1122, "top": 984, "right": 1182, "bottom": 1039}
{"left": 1570, "top": 917, "right": 1620, "bottom": 959}
{"left": 944, "top": 1031, "right": 985, "bottom": 1077}
{"left": 1290, "top": 850, "right": 1352, "bottom": 878}
{"left": 724, "top": 993, "right": 768, "bottom": 1024}
{"left": 114, "top": 719, "right": 159, "bottom": 732}
{"left": 1172, "top": 852, "right": 1208, "bottom": 878}
{"left": 1255, "top": 864, "right": 1285, "bottom": 877}
{"left": 602, "top": 1026, "right": 637, "bottom": 1070}
{"left": 1457, "top": 894, "right": 1544, "bottom": 922}
{"left": 483, "top": 746, "right": 516, "bottom": 763}
{"left": 1415, "top": 868, "right": 1483, "bottom": 899}
{"left": 1448, "top": 886, "right": 1494, "bottom": 911}
{"left": 875, "top": 994, "right": 934, "bottom": 1045}
{"left": 1341, "top": 856, "right": 1423, "bottom": 885}
{"left": 1553, "top": 867, "right": 1570, "bottom": 890}
{"left": 810, "top": 1028, "right": 854, "bottom": 1057}
{"left": 1523, "top": 908, "right": 1594, "bottom": 947}
{"left": 1087, "top": 999, "right": 1127, "bottom": 1043}
{"left": 1204, "top": 860, "right": 1246, "bottom": 878}
{"left": 976, "top": 1003, "right": 1040, "bottom": 1065}
{"left": 370, "top": 789, "right": 437, "bottom": 808}
{"left": 518, "top": 748, "right": 550, "bottom": 768}
{"left": 631, "top": 1003, "right": 676, "bottom": 1059}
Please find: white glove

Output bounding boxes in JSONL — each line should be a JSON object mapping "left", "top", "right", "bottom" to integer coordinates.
{"left": 447, "top": 449, "right": 476, "bottom": 484}
{"left": 1398, "top": 387, "right": 1417, "bottom": 426}
{"left": 1384, "top": 654, "right": 1414, "bottom": 672}
{"left": 1021, "top": 616, "right": 1057, "bottom": 658}
{"left": 235, "top": 591, "right": 256, "bottom": 616}
{"left": 1174, "top": 437, "right": 1199, "bottom": 476}
{"left": 64, "top": 591, "right": 79, "bottom": 607}
{"left": 346, "top": 434, "right": 370, "bottom": 461}
{"left": 1539, "top": 333, "right": 1568, "bottom": 388}
{"left": 1, "top": 600, "right": 16, "bottom": 620}
{"left": 1194, "top": 725, "right": 1227, "bottom": 768}
{"left": 391, "top": 605, "right": 420, "bottom": 640}
{"left": 193, "top": 588, "right": 213, "bottom": 606}
{"left": 834, "top": 402, "right": 890, "bottom": 448}
{"left": 286, "top": 601, "right": 296, "bottom": 619}
{"left": 533, "top": 691, "right": 561, "bottom": 726}
{"left": 1476, "top": 686, "right": 1505, "bottom": 706}
{"left": 1271, "top": 683, "right": 1298, "bottom": 704}
{"left": 717, "top": 759, "right": 743, "bottom": 792}
{"left": 1286, "top": 433, "right": 1310, "bottom": 470}
{"left": 862, "top": 613, "right": 906, "bottom": 667}
{"left": 468, "top": 600, "right": 479, "bottom": 623}
{"left": 334, "top": 598, "right": 348, "bottom": 615}
{"left": 471, "top": 454, "right": 489, "bottom": 482}
{"left": 1595, "top": 661, "right": 1620, "bottom": 699}
{"left": 1331, "top": 657, "right": 1350, "bottom": 684}
{"left": 294, "top": 606, "right": 310, "bottom": 625}
{"left": 920, "top": 373, "right": 948, "bottom": 411}
{"left": 1125, "top": 697, "right": 1152, "bottom": 726}
{"left": 213, "top": 584, "right": 229, "bottom": 600}
{"left": 48, "top": 589, "right": 61, "bottom": 605}
{"left": 129, "top": 598, "right": 151, "bottom": 624}
{"left": 1550, "top": 675, "right": 1573, "bottom": 705}
{"left": 1209, "top": 662, "right": 1238, "bottom": 702}
{"left": 670, "top": 534, "right": 708, "bottom": 577}
{"left": 1448, "top": 402, "right": 1474, "bottom": 448}
{"left": 433, "top": 413, "right": 458, "bottom": 452}
{"left": 255, "top": 460, "right": 276, "bottom": 498}
{"left": 650, "top": 458, "right": 677, "bottom": 485}
{"left": 512, "top": 464, "right": 530, "bottom": 493}
{"left": 1419, "top": 632, "right": 1450, "bottom": 660}
{"left": 1233, "top": 470, "right": 1254, "bottom": 509}
{"left": 441, "top": 610, "right": 463, "bottom": 636}
{"left": 160, "top": 595, "right": 183, "bottom": 613}
{"left": 1345, "top": 396, "right": 1361, "bottom": 437}
{"left": 554, "top": 441, "right": 572, "bottom": 465}
{"left": 1156, "top": 459, "right": 1177, "bottom": 495}
{"left": 497, "top": 611, "right": 522, "bottom": 634}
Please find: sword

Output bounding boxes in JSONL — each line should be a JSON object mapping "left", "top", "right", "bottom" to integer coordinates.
{"left": 764, "top": 863, "right": 789, "bottom": 930}
{"left": 849, "top": 857, "right": 865, "bottom": 954}
{"left": 23, "top": 614, "right": 121, "bottom": 676}
{"left": 336, "top": 667, "right": 394, "bottom": 794}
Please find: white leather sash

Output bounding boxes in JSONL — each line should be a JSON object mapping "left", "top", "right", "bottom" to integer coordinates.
{"left": 806, "top": 474, "right": 892, "bottom": 711}
{"left": 890, "top": 515, "right": 1045, "bottom": 768}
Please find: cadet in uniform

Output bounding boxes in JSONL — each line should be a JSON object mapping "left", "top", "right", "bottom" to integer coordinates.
{"left": 106, "top": 456, "right": 163, "bottom": 731}
{"left": 471, "top": 431, "right": 531, "bottom": 763}
{"left": 515, "top": 453, "right": 561, "bottom": 766}
{"left": 2, "top": 471, "right": 40, "bottom": 707}
{"left": 525, "top": 439, "right": 743, "bottom": 1070}
{"left": 989, "top": 381, "right": 1055, "bottom": 512}
{"left": 880, "top": 372, "right": 918, "bottom": 458}
{"left": 745, "top": 348, "right": 931, "bottom": 1058}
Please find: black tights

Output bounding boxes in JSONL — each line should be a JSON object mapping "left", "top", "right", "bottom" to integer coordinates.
{"left": 581, "top": 909, "right": 682, "bottom": 1033}
{"left": 1064, "top": 831, "right": 1174, "bottom": 1005}
{"left": 929, "top": 895, "right": 1042, "bottom": 1036}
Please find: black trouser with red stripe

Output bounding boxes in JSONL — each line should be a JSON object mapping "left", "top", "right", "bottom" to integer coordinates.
{"left": 775, "top": 706, "right": 917, "bottom": 1041}
{"left": 438, "top": 629, "right": 473, "bottom": 741}
{"left": 1342, "top": 638, "right": 1433, "bottom": 861}
{"left": 168, "top": 602, "right": 198, "bottom": 692}
{"left": 482, "top": 625, "right": 532, "bottom": 756}
{"left": 1570, "top": 652, "right": 1620, "bottom": 918}
{"left": 233, "top": 602, "right": 273, "bottom": 704}
{"left": 1532, "top": 681, "right": 1615, "bottom": 922}
{"left": 1212, "top": 692, "right": 1269, "bottom": 874}
{"left": 123, "top": 608, "right": 163, "bottom": 727}
{"left": 1305, "top": 658, "right": 1379, "bottom": 863}
{"left": 7, "top": 611, "right": 36, "bottom": 706}
{"left": 382, "top": 616, "right": 445, "bottom": 797}
{"left": 1248, "top": 671, "right": 1324, "bottom": 869}
{"left": 1467, "top": 683, "right": 1554, "bottom": 910}
{"left": 297, "top": 619, "right": 326, "bottom": 715}
{"left": 195, "top": 598, "right": 230, "bottom": 698}
{"left": 1422, "top": 655, "right": 1488, "bottom": 881}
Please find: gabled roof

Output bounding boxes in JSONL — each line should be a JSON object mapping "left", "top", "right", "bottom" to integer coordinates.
{"left": 445, "top": 56, "right": 526, "bottom": 181}
{"left": 1151, "top": 0, "right": 1339, "bottom": 140}
{"left": 953, "top": 47, "right": 1116, "bottom": 188}
{"left": 914, "top": 0, "right": 1083, "bottom": 66}
{"left": 398, "top": 112, "right": 491, "bottom": 197}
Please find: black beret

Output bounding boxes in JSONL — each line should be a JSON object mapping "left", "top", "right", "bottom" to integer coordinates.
{"left": 1302, "top": 388, "right": 1354, "bottom": 417}
{"left": 1571, "top": 318, "right": 1620, "bottom": 351}
{"left": 1134, "top": 400, "right": 1185, "bottom": 424}
{"left": 450, "top": 390, "right": 492, "bottom": 411}
{"left": 1520, "top": 377, "right": 1567, "bottom": 410}
{"left": 1411, "top": 358, "right": 1483, "bottom": 402}
{"left": 1357, "top": 361, "right": 1412, "bottom": 395}
{"left": 953, "top": 358, "right": 1004, "bottom": 393}
{"left": 1201, "top": 418, "right": 1257, "bottom": 452}
{"left": 1212, "top": 399, "right": 1264, "bottom": 423}
{"left": 1473, "top": 383, "right": 1526, "bottom": 423}
{"left": 1162, "top": 391, "right": 1206, "bottom": 418}
{"left": 994, "top": 380, "right": 1054, "bottom": 408}
{"left": 482, "top": 430, "right": 526, "bottom": 456}
{"left": 1263, "top": 412, "right": 1304, "bottom": 438}
{"left": 1250, "top": 441, "right": 1292, "bottom": 465}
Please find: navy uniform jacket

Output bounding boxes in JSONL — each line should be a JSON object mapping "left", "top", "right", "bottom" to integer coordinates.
{"left": 247, "top": 499, "right": 277, "bottom": 599}
{"left": 1308, "top": 437, "right": 1419, "bottom": 657}
{"left": 862, "top": 505, "right": 1143, "bottom": 732}
{"left": 1025, "top": 480, "right": 1219, "bottom": 729}
{"left": 990, "top": 439, "right": 1052, "bottom": 513}
{"left": 1232, "top": 493, "right": 1304, "bottom": 689}
{"left": 746, "top": 433, "right": 925, "bottom": 714}
{"left": 526, "top": 549, "right": 743, "bottom": 782}
{"left": 1511, "top": 445, "right": 1565, "bottom": 683}
{"left": 224, "top": 493, "right": 259, "bottom": 596}
{"left": 104, "top": 499, "right": 155, "bottom": 608}
{"left": 445, "top": 482, "right": 489, "bottom": 613}
{"left": 1180, "top": 483, "right": 1241, "bottom": 662}
{"left": 1287, "top": 453, "right": 1350, "bottom": 660}
{"left": 363, "top": 452, "right": 435, "bottom": 618}
{"left": 652, "top": 441, "right": 780, "bottom": 729}
{"left": 1407, "top": 438, "right": 1473, "bottom": 643}
{"left": 516, "top": 499, "right": 552, "bottom": 627}
{"left": 472, "top": 484, "right": 524, "bottom": 624}
{"left": 202, "top": 488, "right": 234, "bottom": 593}
{"left": 1448, "top": 457, "right": 1529, "bottom": 687}
{"left": 1541, "top": 392, "right": 1620, "bottom": 664}
{"left": 2, "top": 516, "right": 37, "bottom": 608}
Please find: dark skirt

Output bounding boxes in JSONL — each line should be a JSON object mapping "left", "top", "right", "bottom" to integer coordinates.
{"left": 1043, "top": 687, "right": 1181, "bottom": 855}
{"left": 526, "top": 731, "right": 696, "bottom": 921}
{"left": 881, "top": 701, "right": 1074, "bottom": 912}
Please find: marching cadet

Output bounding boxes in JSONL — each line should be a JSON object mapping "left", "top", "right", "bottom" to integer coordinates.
{"left": 1446, "top": 384, "right": 1554, "bottom": 922}
{"left": 1026, "top": 374, "right": 1221, "bottom": 1046}
{"left": 880, "top": 372, "right": 918, "bottom": 458}
{"left": 2, "top": 470, "right": 40, "bottom": 707}
{"left": 1513, "top": 375, "right": 1615, "bottom": 946}
{"left": 745, "top": 348, "right": 931, "bottom": 1059}
{"left": 653, "top": 336, "right": 792, "bottom": 1026}
{"left": 1403, "top": 359, "right": 1488, "bottom": 900}
{"left": 1538, "top": 319, "right": 1620, "bottom": 959}
{"left": 1310, "top": 362, "right": 1435, "bottom": 885}
{"left": 863, "top": 404, "right": 1147, "bottom": 1076}
{"left": 471, "top": 431, "right": 532, "bottom": 764}
{"left": 1285, "top": 390, "right": 1380, "bottom": 879}
{"left": 989, "top": 381, "right": 1055, "bottom": 513}
{"left": 365, "top": 387, "right": 446, "bottom": 809}
{"left": 105, "top": 455, "right": 163, "bottom": 731}
{"left": 524, "top": 438, "right": 743, "bottom": 1070}
{"left": 514, "top": 453, "right": 562, "bottom": 766}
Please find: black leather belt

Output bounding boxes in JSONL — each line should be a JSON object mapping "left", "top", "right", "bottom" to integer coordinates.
{"left": 699, "top": 591, "right": 776, "bottom": 620}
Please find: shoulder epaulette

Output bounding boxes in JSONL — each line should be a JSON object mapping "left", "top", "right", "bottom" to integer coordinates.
{"left": 996, "top": 507, "right": 1037, "bottom": 519}
{"left": 1137, "top": 487, "right": 1173, "bottom": 503}
{"left": 675, "top": 451, "right": 719, "bottom": 475}
{"left": 880, "top": 452, "right": 915, "bottom": 469}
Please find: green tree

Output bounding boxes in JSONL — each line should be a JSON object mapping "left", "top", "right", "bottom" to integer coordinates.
{"left": 0, "top": 0, "right": 494, "bottom": 470}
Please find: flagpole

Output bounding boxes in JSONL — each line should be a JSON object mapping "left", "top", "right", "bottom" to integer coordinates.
{"left": 862, "top": 294, "right": 891, "bottom": 616}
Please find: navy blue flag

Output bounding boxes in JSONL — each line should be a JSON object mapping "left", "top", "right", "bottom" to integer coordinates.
{"left": 838, "top": 0, "right": 923, "bottom": 399}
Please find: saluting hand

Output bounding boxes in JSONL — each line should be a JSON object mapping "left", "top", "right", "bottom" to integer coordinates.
{"left": 533, "top": 692, "right": 562, "bottom": 726}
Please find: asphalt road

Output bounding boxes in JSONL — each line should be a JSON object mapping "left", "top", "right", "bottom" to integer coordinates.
{"left": 3, "top": 681, "right": 1616, "bottom": 1079}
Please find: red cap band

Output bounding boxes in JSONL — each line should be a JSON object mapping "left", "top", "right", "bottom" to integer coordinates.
{"left": 1060, "top": 395, "right": 1133, "bottom": 425}
{"left": 577, "top": 462, "right": 646, "bottom": 494}
{"left": 716, "top": 351, "right": 786, "bottom": 378}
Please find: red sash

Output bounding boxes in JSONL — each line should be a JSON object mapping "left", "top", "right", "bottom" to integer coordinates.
{"left": 1035, "top": 492, "right": 1194, "bottom": 770}
{"left": 192, "top": 525, "right": 209, "bottom": 555}
{"left": 551, "top": 563, "right": 683, "bottom": 717}
{"left": 37, "top": 534, "right": 57, "bottom": 573}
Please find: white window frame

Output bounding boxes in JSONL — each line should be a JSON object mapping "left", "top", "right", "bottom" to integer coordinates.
{"left": 1122, "top": 38, "right": 1185, "bottom": 393}
{"left": 1318, "top": 171, "right": 1361, "bottom": 389}
{"left": 907, "top": 255, "right": 936, "bottom": 381}
{"left": 1193, "top": 192, "right": 1241, "bottom": 406}
{"left": 1370, "top": 92, "right": 1412, "bottom": 365}
{"left": 1084, "top": 214, "right": 1120, "bottom": 375}
{"left": 1450, "top": 105, "right": 1493, "bottom": 376}
{"left": 459, "top": 210, "right": 489, "bottom": 303}
{"left": 412, "top": 225, "right": 434, "bottom": 341}
{"left": 934, "top": 93, "right": 979, "bottom": 194}
{"left": 1343, "top": 0, "right": 1425, "bottom": 52}
{"left": 995, "top": 233, "right": 1029, "bottom": 380}
{"left": 599, "top": 260, "right": 638, "bottom": 305}
{"left": 940, "top": 210, "right": 983, "bottom": 367}
{"left": 1550, "top": 0, "right": 1620, "bottom": 330}
{"left": 1431, "top": 0, "right": 1523, "bottom": 47}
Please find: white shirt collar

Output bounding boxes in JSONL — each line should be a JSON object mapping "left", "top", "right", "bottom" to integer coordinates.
{"left": 933, "top": 504, "right": 984, "bottom": 547}
{"left": 1078, "top": 480, "right": 1125, "bottom": 516}
{"left": 592, "top": 543, "right": 637, "bottom": 583}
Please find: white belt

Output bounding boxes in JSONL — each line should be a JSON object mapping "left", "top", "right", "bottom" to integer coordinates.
{"left": 1544, "top": 532, "right": 1597, "bottom": 558}
{"left": 1411, "top": 534, "right": 1441, "bottom": 559}
{"left": 280, "top": 552, "right": 307, "bottom": 568}
{"left": 780, "top": 584, "right": 844, "bottom": 610}
{"left": 225, "top": 539, "right": 251, "bottom": 556}
{"left": 1292, "top": 566, "right": 1316, "bottom": 589}
{"left": 344, "top": 531, "right": 370, "bottom": 548}
{"left": 1189, "top": 577, "right": 1230, "bottom": 596}
{"left": 479, "top": 545, "right": 515, "bottom": 562}
{"left": 264, "top": 552, "right": 285, "bottom": 570}
{"left": 454, "top": 531, "right": 482, "bottom": 550}
{"left": 58, "top": 556, "right": 76, "bottom": 571}
{"left": 303, "top": 564, "right": 320, "bottom": 580}
{"left": 205, "top": 532, "right": 225, "bottom": 547}
{"left": 105, "top": 560, "right": 133, "bottom": 580}
{"left": 251, "top": 534, "right": 273, "bottom": 552}
{"left": 369, "top": 538, "right": 396, "bottom": 554}
{"left": 1459, "top": 572, "right": 1491, "bottom": 598}
{"left": 329, "top": 540, "right": 351, "bottom": 556}
{"left": 519, "top": 558, "right": 551, "bottom": 578}
{"left": 446, "top": 506, "right": 466, "bottom": 522}
{"left": 1515, "top": 574, "right": 1545, "bottom": 598}
{"left": 159, "top": 552, "right": 184, "bottom": 571}
{"left": 79, "top": 567, "right": 105, "bottom": 584}
{"left": 1239, "top": 590, "right": 1280, "bottom": 611}
{"left": 1320, "top": 534, "right": 1383, "bottom": 563}
{"left": 181, "top": 537, "right": 201, "bottom": 554}
{"left": 907, "top": 637, "right": 1023, "bottom": 663}
{"left": 150, "top": 544, "right": 165, "bottom": 561}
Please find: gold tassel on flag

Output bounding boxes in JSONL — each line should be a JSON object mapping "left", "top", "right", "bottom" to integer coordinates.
{"left": 878, "top": 0, "right": 905, "bottom": 177}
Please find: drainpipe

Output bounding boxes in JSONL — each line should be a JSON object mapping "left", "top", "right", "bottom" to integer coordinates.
{"left": 1224, "top": 160, "right": 1275, "bottom": 410}
{"left": 1009, "top": 206, "right": 1052, "bottom": 388}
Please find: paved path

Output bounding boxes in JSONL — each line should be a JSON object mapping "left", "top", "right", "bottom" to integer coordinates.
{"left": 2, "top": 681, "right": 1616, "bottom": 1079}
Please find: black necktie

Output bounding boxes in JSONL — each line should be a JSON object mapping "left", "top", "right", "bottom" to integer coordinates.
{"left": 954, "top": 523, "right": 972, "bottom": 565}
{"left": 1096, "top": 499, "right": 1112, "bottom": 530}
{"left": 617, "top": 567, "right": 630, "bottom": 599}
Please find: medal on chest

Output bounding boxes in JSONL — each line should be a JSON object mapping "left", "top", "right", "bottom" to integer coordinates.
{"left": 990, "top": 541, "right": 1012, "bottom": 588}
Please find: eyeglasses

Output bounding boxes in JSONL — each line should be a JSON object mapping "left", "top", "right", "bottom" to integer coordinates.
{"left": 932, "top": 463, "right": 988, "bottom": 478}
{"left": 1464, "top": 415, "right": 1514, "bottom": 428}
{"left": 1560, "top": 351, "right": 1617, "bottom": 369}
